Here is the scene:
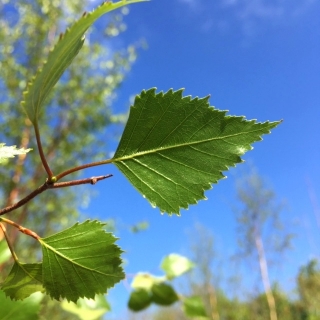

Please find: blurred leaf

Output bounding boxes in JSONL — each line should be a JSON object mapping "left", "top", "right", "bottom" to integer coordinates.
{"left": 128, "top": 288, "right": 152, "bottom": 311}
{"left": 21, "top": 0, "right": 144, "bottom": 124}
{"left": 130, "top": 221, "right": 149, "bottom": 233}
{"left": 40, "top": 220, "right": 124, "bottom": 302}
{"left": 0, "top": 143, "right": 31, "bottom": 164}
{"left": 61, "top": 294, "right": 110, "bottom": 320}
{"left": 113, "top": 88, "right": 280, "bottom": 215}
{"left": 161, "top": 253, "right": 194, "bottom": 280}
{"left": 0, "top": 241, "right": 11, "bottom": 264}
{"left": 0, "top": 290, "right": 43, "bottom": 320}
{"left": 182, "top": 296, "right": 208, "bottom": 319}
{"left": 151, "top": 282, "right": 179, "bottom": 306}
{"left": 131, "top": 273, "right": 164, "bottom": 290}
{"left": 1, "top": 262, "right": 43, "bottom": 300}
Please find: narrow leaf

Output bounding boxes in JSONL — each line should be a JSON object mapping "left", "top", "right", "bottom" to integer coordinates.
{"left": 40, "top": 220, "right": 124, "bottom": 302}
{"left": 0, "top": 143, "right": 31, "bottom": 164}
{"left": 0, "top": 262, "right": 43, "bottom": 300}
{"left": 113, "top": 88, "right": 281, "bottom": 215}
{"left": 161, "top": 254, "right": 194, "bottom": 279}
{"left": 21, "top": 0, "right": 145, "bottom": 124}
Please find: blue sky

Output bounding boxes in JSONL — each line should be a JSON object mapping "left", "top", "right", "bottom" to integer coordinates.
{"left": 81, "top": 0, "right": 320, "bottom": 317}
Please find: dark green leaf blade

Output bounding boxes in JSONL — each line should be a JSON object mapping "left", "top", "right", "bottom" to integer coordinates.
{"left": 0, "top": 262, "right": 43, "bottom": 300}
{"left": 151, "top": 282, "right": 179, "bottom": 306}
{"left": 40, "top": 220, "right": 124, "bottom": 302}
{"left": 128, "top": 288, "right": 152, "bottom": 311}
{"left": 21, "top": 0, "right": 145, "bottom": 124}
{"left": 113, "top": 88, "right": 281, "bottom": 215}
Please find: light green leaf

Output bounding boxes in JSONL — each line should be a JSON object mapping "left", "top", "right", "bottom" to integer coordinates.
{"left": 0, "top": 291, "right": 43, "bottom": 320}
{"left": 182, "top": 296, "right": 208, "bottom": 319}
{"left": 40, "top": 220, "right": 124, "bottom": 302}
{"left": 61, "top": 294, "right": 110, "bottom": 320}
{"left": 0, "top": 241, "right": 11, "bottom": 264}
{"left": 0, "top": 143, "right": 31, "bottom": 164}
{"left": 128, "top": 288, "right": 152, "bottom": 311}
{"left": 151, "top": 282, "right": 179, "bottom": 306}
{"left": 21, "top": 0, "right": 145, "bottom": 124}
{"left": 112, "top": 88, "right": 281, "bottom": 215}
{"left": 161, "top": 254, "right": 194, "bottom": 280}
{"left": 131, "top": 273, "right": 164, "bottom": 290}
{"left": 0, "top": 262, "right": 43, "bottom": 300}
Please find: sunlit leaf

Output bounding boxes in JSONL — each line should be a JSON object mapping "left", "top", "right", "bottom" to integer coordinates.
{"left": 0, "top": 291, "right": 43, "bottom": 320}
{"left": 40, "top": 220, "right": 124, "bottom": 302}
{"left": 21, "top": 0, "right": 145, "bottom": 124}
{"left": 112, "top": 88, "right": 281, "bottom": 214}
{"left": 61, "top": 294, "right": 110, "bottom": 320}
{"left": 131, "top": 273, "right": 164, "bottom": 290}
{"left": 161, "top": 254, "right": 194, "bottom": 279}
{"left": 0, "top": 143, "right": 31, "bottom": 164}
{"left": 0, "top": 262, "right": 43, "bottom": 300}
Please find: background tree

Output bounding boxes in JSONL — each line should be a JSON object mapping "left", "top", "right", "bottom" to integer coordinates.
{"left": 234, "top": 168, "right": 292, "bottom": 320}
{"left": 0, "top": 0, "right": 137, "bottom": 264}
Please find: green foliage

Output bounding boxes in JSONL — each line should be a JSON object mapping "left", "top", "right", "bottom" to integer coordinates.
{"left": 0, "top": 143, "right": 31, "bottom": 164}
{"left": 0, "top": 0, "right": 282, "bottom": 316}
{"left": 21, "top": 0, "right": 144, "bottom": 125}
{"left": 40, "top": 220, "right": 124, "bottom": 302}
{"left": 182, "top": 296, "right": 208, "bottom": 319}
{"left": 113, "top": 88, "right": 280, "bottom": 214}
{"left": 0, "top": 291, "right": 43, "bottom": 320}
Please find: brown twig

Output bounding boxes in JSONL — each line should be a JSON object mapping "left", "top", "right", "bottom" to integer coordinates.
{"left": 0, "top": 217, "right": 40, "bottom": 240}
{"left": 0, "top": 175, "right": 112, "bottom": 217}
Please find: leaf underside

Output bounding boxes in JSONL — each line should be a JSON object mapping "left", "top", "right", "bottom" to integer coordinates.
{"left": 40, "top": 220, "right": 124, "bottom": 302}
{"left": 21, "top": 0, "right": 145, "bottom": 124}
{"left": 113, "top": 88, "right": 280, "bottom": 215}
{"left": 0, "top": 262, "right": 43, "bottom": 300}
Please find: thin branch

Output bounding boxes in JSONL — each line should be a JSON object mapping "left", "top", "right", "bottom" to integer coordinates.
{"left": 55, "top": 159, "right": 113, "bottom": 181}
{"left": 0, "top": 223, "right": 18, "bottom": 262}
{"left": 0, "top": 217, "right": 40, "bottom": 240}
{"left": 0, "top": 175, "right": 112, "bottom": 216}
{"left": 34, "top": 122, "right": 54, "bottom": 179}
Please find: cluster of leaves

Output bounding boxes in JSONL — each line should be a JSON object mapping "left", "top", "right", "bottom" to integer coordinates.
{"left": 128, "top": 254, "right": 207, "bottom": 318}
{"left": 0, "top": 0, "right": 280, "bottom": 310}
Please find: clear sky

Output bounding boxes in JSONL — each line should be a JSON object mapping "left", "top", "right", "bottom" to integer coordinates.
{"left": 82, "top": 0, "right": 320, "bottom": 318}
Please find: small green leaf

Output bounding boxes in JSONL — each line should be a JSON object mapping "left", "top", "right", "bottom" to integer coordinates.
{"left": 128, "top": 288, "right": 152, "bottom": 311}
{"left": 0, "top": 143, "right": 31, "bottom": 164}
{"left": 0, "top": 262, "right": 43, "bottom": 300}
{"left": 61, "top": 294, "right": 110, "bottom": 320}
{"left": 151, "top": 283, "right": 179, "bottom": 306}
{"left": 112, "top": 88, "right": 281, "bottom": 215}
{"left": 0, "top": 290, "right": 43, "bottom": 320}
{"left": 40, "top": 220, "right": 124, "bottom": 302}
{"left": 161, "top": 254, "right": 194, "bottom": 280}
{"left": 21, "top": 0, "right": 145, "bottom": 124}
{"left": 182, "top": 296, "right": 208, "bottom": 319}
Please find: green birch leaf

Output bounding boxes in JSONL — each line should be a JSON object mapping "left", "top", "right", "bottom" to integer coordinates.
{"left": 0, "top": 291, "right": 43, "bottom": 320}
{"left": 39, "top": 220, "right": 124, "bottom": 302}
{"left": 151, "top": 282, "right": 179, "bottom": 306}
{"left": 128, "top": 288, "right": 152, "bottom": 311}
{"left": 161, "top": 254, "right": 194, "bottom": 279}
{"left": 0, "top": 262, "right": 43, "bottom": 300}
{"left": 0, "top": 143, "right": 31, "bottom": 164}
{"left": 112, "top": 88, "right": 281, "bottom": 215}
{"left": 21, "top": 0, "right": 145, "bottom": 124}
